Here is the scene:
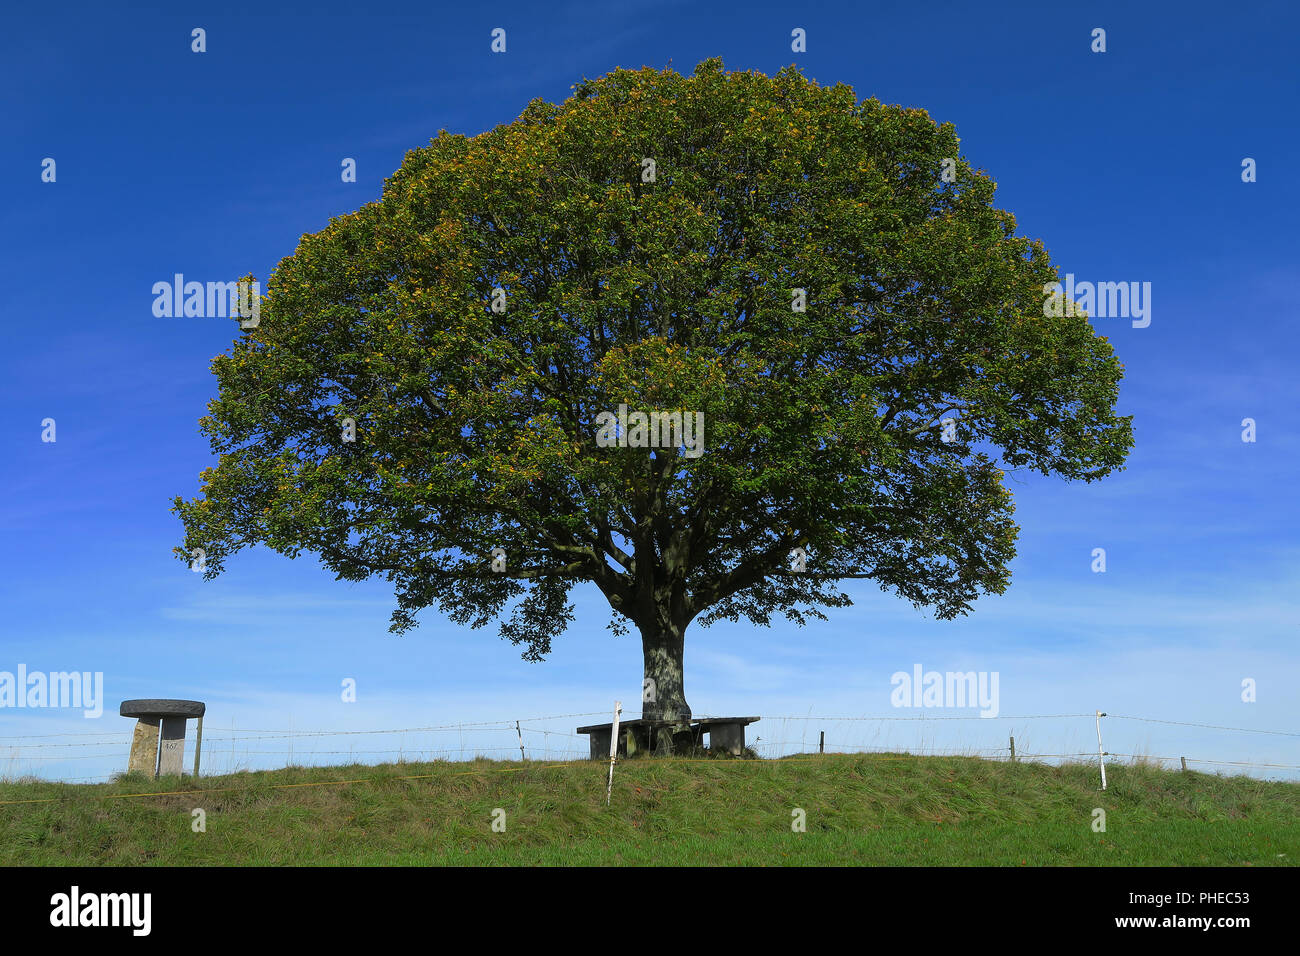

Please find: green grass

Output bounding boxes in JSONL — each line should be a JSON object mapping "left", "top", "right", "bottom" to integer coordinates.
{"left": 1, "top": 754, "right": 1295, "bottom": 866}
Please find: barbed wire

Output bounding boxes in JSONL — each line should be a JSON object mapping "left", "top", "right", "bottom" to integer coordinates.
{"left": 0, "top": 731, "right": 133, "bottom": 740}
{"left": 7, "top": 711, "right": 1287, "bottom": 746}
{"left": 760, "top": 713, "right": 1097, "bottom": 721}
{"left": 198, "top": 746, "right": 586, "bottom": 758}
{"left": 1104, "top": 753, "right": 1300, "bottom": 771}
{"left": 3, "top": 710, "right": 1296, "bottom": 785}
{"left": 211, "top": 711, "right": 620, "bottom": 736}
{"left": 1106, "top": 715, "right": 1300, "bottom": 737}
{"left": 1, "top": 740, "right": 137, "bottom": 751}
{"left": 0, "top": 753, "right": 122, "bottom": 761}
{"left": 7, "top": 743, "right": 1299, "bottom": 810}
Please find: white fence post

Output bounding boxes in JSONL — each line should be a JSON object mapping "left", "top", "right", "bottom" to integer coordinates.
{"left": 516, "top": 720, "right": 525, "bottom": 762}
{"left": 606, "top": 701, "right": 622, "bottom": 806}
{"left": 1095, "top": 710, "right": 1108, "bottom": 790}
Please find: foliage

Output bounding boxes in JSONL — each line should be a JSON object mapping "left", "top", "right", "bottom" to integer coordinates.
{"left": 173, "top": 58, "right": 1132, "bottom": 672}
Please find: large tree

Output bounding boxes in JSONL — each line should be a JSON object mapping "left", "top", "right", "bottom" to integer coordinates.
{"left": 174, "top": 59, "right": 1132, "bottom": 724}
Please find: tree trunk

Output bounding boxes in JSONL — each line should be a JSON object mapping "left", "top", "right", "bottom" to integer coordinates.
{"left": 640, "top": 620, "right": 691, "bottom": 723}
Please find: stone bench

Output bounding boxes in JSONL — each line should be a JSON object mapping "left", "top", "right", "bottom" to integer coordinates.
{"left": 121, "top": 699, "right": 205, "bottom": 777}
{"left": 576, "top": 716, "right": 759, "bottom": 758}
{"left": 576, "top": 718, "right": 685, "bottom": 759}
{"left": 691, "top": 716, "right": 760, "bottom": 756}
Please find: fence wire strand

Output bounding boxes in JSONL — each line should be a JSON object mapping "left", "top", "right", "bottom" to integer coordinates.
{"left": 3, "top": 710, "right": 1296, "bottom": 788}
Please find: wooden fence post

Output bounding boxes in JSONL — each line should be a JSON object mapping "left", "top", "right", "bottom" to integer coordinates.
{"left": 605, "top": 701, "right": 622, "bottom": 806}
{"left": 1009, "top": 735, "right": 1015, "bottom": 762}
{"left": 192, "top": 715, "right": 203, "bottom": 777}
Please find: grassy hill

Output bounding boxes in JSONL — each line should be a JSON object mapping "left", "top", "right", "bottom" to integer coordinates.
{"left": 2, "top": 753, "right": 1295, "bottom": 866}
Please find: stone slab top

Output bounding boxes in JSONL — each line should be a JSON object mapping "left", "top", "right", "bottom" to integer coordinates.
{"left": 576, "top": 716, "right": 759, "bottom": 733}
{"left": 120, "top": 699, "right": 206, "bottom": 719}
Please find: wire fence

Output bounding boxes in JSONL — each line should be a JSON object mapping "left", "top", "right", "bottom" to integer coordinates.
{"left": 2, "top": 709, "right": 1297, "bottom": 787}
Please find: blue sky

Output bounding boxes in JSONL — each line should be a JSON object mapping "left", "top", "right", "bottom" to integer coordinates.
{"left": 2, "top": 0, "right": 1297, "bottom": 782}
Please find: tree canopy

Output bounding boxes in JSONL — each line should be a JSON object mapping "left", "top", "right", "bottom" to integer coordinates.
{"left": 174, "top": 58, "right": 1133, "bottom": 722}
